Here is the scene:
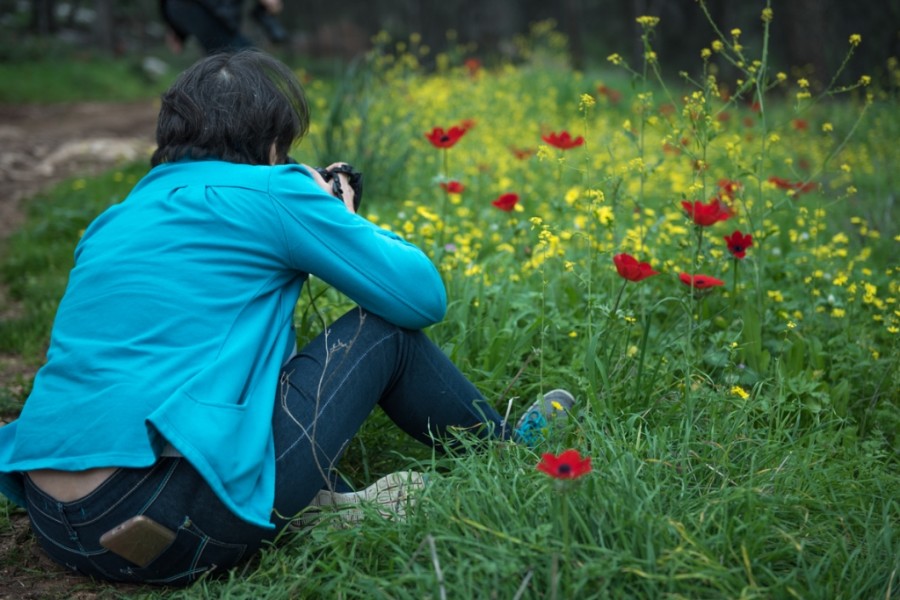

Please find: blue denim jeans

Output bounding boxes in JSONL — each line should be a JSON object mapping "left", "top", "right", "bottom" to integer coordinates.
{"left": 25, "top": 308, "right": 504, "bottom": 585}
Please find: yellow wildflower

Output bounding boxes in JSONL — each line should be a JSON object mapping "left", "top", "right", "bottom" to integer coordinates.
{"left": 761, "top": 8, "right": 773, "bottom": 22}
{"left": 730, "top": 28, "right": 741, "bottom": 38}
{"left": 849, "top": 34, "right": 862, "bottom": 46}
{"left": 822, "top": 122, "right": 833, "bottom": 132}
{"left": 636, "top": 15, "right": 660, "bottom": 27}
{"left": 859, "top": 75, "right": 871, "bottom": 86}
{"left": 535, "top": 145, "right": 553, "bottom": 162}
{"left": 712, "top": 40, "right": 724, "bottom": 52}
{"left": 731, "top": 386, "right": 750, "bottom": 400}
{"left": 579, "top": 93, "right": 596, "bottom": 111}
{"left": 607, "top": 53, "right": 623, "bottom": 66}
{"left": 596, "top": 206, "right": 614, "bottom": 226}
{"left": 586, "top": 189, "right": 605, "bottom": 202}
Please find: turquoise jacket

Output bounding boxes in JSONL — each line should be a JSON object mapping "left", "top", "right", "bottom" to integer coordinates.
{"left": 0, "top": 160, "right": 446, "bottom": 528}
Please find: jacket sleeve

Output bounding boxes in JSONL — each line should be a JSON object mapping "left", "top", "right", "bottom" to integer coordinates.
{"left": 266, "top": 165, "right": 447, "bottom": 330}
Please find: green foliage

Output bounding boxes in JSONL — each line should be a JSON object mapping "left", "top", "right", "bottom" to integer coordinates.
{"left": 120, "top": 410, "right": 898, "bottom": 600}
{"left": 0, "top": 56, "right": 179, "bottom": 104}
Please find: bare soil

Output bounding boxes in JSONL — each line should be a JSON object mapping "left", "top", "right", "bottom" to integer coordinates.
{"left": 0, "top": 101, "right": 158, "bottom": 600}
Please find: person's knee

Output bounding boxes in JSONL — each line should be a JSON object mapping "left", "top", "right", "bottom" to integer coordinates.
{"left": 354, "top": 310, "right": 412, "bottom": 338}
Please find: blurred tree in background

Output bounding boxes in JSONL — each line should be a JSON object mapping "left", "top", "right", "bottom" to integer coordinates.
{"left": 0, "top": 0, "right": 896, "bottom": 85}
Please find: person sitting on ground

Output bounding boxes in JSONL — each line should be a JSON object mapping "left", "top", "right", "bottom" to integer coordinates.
{"left": 0, "top": 49, "right": 573, "bottom": 586}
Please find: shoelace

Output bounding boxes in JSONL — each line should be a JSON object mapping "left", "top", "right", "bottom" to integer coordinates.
{"left": 515, "top": 410, "right": 548, "bottom": 444}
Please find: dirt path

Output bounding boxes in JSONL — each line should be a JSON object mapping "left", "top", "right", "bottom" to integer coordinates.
{"left": 0, "top": 101, "right": 158, "bottom": 599}
{"left": 0, "top": 100, "right": 159, "bottom": 239}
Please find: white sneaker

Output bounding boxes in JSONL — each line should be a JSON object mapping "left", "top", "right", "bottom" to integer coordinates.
{"left": 291, "top": 470, "right": 426, "bottom": 528}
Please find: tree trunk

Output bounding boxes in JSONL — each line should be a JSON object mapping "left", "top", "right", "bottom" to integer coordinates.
{"left": 30, "top": 0, "right": 56, "bottom": 35}
{"left": 784, "top": 0, "right": 829, "bottom": 87}
{"left": 93, "top": 0, "right": 116, "bottom": 53}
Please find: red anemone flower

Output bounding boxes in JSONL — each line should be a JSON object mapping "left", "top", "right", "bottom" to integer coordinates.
{"left": 491, "top": 193, "right": 519, "bottom": 211}
{"left": 767, "top": 176, "right": 817, "bottom": 195}
{"left": 681, "top": 198, "right": 734, "bottom": 227}
{"left": 717, "top": 179, "right": 742, "bottom": 199}
{"left": 679, "top": 273, "right": 725, "bottom": 289}
{"left": 537, "top": 449, "right": 592, "bottom": 480}
{"left": 613, "top": 253, "right": 659, "bottom": 282}
{"left": 596, "top": 84, "right": 623, "bottom": 104}
{"left": 440, "top": 180, "right": 465, "bottom": 194}
{"left": 425, "top": 126, "right": 466, "bottom": 148}
{"left": 510, "top": 146, "right": 535, "bottom": 160}
{"left": 541, "top": 130, "right": 585, "bottom": 150}
{"left": 724, "top": 230, "right": 753, "bottom": 259}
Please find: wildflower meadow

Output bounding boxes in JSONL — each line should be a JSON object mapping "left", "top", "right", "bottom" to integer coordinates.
{"left": 1, "top": 3, "right": 898, "bottom": 599}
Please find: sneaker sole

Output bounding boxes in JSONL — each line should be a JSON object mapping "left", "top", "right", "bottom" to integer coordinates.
{"left": 292, "top": 471, "right": 425, "bottom": 528}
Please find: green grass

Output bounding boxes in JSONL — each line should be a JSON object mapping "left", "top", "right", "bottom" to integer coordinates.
{"left": 0, "top": 56, "right": 178, "bottom": 104}
{"left": 1, "top": 13, "right": 899, "bottom": 599}
{"left": 117, "top": 412, "right": 897, "bottom": 599}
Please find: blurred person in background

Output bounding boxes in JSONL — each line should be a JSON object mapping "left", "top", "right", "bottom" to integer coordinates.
{"left": 160, "top": 0, "right": 287, "bottom": 54}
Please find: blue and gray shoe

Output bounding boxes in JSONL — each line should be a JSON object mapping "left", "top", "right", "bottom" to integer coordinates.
{"left": 513, "top": 389, "right": 576, "bottom": 445}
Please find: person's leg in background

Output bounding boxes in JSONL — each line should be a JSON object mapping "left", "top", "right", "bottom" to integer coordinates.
{"left": 270, "top": 308, "right": 506, "bottom": 529}
{"left": 161, "top": 0, "right": 252, "bottom": 54}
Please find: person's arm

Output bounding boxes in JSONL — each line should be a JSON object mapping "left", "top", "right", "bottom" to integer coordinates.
{"left": 258, "top": 0, "right": 282, "bottom": 14}
{"left": 268, "top": 164, "right": 447, "bottom": 330}
{"left": 159, "top": 0, "right": 189, "bottom": 52}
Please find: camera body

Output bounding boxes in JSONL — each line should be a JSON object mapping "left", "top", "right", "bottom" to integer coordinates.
{"left": 315, "top": 164, "right": 364, "bottom": 212}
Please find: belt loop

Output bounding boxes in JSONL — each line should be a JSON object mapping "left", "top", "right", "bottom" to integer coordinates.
{"left": 57, "top": 502, "right": 79, "bottom": 543}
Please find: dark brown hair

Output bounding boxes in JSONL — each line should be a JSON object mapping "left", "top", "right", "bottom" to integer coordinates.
{"left": 151, "top": 50, "right": 309, "bottom": 166}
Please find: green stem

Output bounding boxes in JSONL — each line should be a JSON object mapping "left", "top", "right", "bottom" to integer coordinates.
{"left": 610, "top": 279, "right": 628, "bottom": 321}
{"left": 691, "top": 225, "right": 705, "bottom": 360}
{"left": 560, "top": 490, "right": 572, "bottom": 562}
{"left": 633, "top": 312, "right": 652, "bottom": 403}
{"left": 601, "top": 279, "right": 628, "bottom": 364}
{"left": 731, "top": 258, "right": 740, "bottom": 313}
{"left": 438, "top": 148, "right": 450, "bottom": 252}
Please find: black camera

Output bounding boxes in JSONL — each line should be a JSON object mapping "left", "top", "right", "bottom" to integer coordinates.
{"left": 314, "top": 164, "right": 364, "bottom": 212}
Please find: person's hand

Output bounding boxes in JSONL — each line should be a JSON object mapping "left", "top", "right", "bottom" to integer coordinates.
{"left": 259, "top": 0, "right": 282, "bottom": 15}
{"left": 303, "top": 163, "right": 356, "bottom": 214}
